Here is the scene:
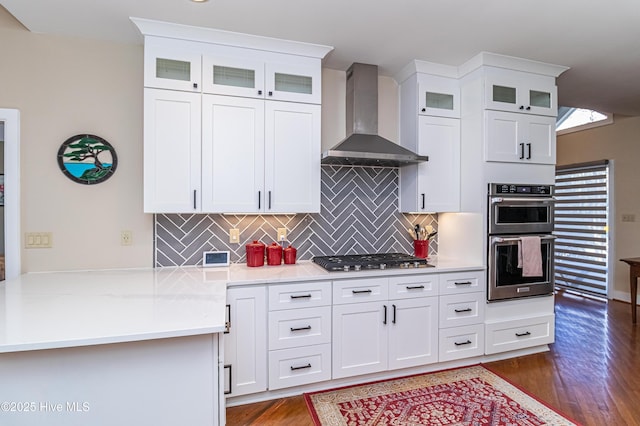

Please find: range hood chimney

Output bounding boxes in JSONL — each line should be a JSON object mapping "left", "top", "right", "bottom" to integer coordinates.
{"left": 321, "top": 63, "right": 428, "bottom": 167}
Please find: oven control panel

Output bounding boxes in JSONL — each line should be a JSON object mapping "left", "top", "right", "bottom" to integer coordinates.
{"left": 490, "top": 183, "right": 553, "bottom": 196}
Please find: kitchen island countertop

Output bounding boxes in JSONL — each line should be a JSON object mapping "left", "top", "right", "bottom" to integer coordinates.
{"left": 0, "top": 257, "right": 483, "bottom": 353}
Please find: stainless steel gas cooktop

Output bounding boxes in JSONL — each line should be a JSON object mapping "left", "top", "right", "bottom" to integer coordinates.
{"left": 312, "top": 253, "right": 433, "bottom": 272}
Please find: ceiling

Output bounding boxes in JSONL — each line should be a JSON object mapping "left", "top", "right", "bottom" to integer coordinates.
{"left": 3, "top": 0, "right": 640, "bottom": 116}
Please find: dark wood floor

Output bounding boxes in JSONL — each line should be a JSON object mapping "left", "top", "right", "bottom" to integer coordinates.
{"left": 226, "top": 291, "right": 640, "bottom": 425}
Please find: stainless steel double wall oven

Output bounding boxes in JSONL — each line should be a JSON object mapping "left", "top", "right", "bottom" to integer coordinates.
{"left": 487, "top": 183, "right": 555, "bottom": 301}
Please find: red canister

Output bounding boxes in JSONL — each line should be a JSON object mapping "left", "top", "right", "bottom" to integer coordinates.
{"left": 246, "top": 240, "right": 265, "bottom": 267}
{"left": 266, "top": 242, "right": 283, "bottom": 266}
{"left": 284, "top": 245, "right": 297, "bottom": 264}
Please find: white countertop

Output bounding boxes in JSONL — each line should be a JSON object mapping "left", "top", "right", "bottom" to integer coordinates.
{"left": 0, "top": 257, "right": 483, "bottom": 353}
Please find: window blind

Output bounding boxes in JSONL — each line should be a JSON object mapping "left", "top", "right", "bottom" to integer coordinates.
{"left": 554, "top": 161, "right": 609, "bottom": 297}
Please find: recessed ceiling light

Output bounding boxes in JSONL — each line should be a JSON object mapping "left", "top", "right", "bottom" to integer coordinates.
{"left": 191, "top": 0, "right": 209, "bottom": 2}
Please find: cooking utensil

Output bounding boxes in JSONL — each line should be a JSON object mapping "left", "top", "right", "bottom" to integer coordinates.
{"left": 414, "top": 224, "right": 420, "bottom": 240}
{"left": 408, "top": 228, "right": 417, "bottom": 240}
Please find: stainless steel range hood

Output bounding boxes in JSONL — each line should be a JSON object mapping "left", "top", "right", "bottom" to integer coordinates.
{"left": 321, "top": 63, "right": 428, "bottom": 167}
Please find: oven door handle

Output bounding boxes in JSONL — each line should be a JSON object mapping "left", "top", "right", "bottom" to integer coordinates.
{"left": 493, "top": 235, "right": 557, "bottom": 243}
{"left": 491, "top": 197, "right": 555, "bottom": 204}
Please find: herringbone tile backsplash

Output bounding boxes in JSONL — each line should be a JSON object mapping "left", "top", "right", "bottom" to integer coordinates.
{"left": 155, "top": 166, "right": 437, "bottom": 266}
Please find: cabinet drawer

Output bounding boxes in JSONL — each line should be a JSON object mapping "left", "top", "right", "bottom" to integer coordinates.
{"left": 268, "top": 281, "right": 331, "bottom": 310}
{"left": 389, "top": 274, "right": 438, "bottom": 299}
{"left": 268, "top": 307, "right": 331, "bottom": 350}
{"left": 438, "top": 324, "right": 484, "bottom": 362}
{"left": 485, "top": 314, "right": 555, "bottom": 355}
{"left": 268, "top": 344, "right": 331, "bottom": 390}
{"left": 332, "top": 278, "right": 388, "bottom": 305}
{"left": 439, "top": 270, "right": 485, "bottom": 295}
{"left": 439, "top": 292, "right": 485, "bottom": 328}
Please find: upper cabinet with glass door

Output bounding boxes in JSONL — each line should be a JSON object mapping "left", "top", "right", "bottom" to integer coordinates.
{"left": 417, "top": 74, "right": 460, "bottom": 118}
{"left": 203, "top": 53, "right": 321, "bottom": 104}
{"left": 144, "top": 38, "right": 202, "bottom": 92}
{"left": 484, "top": 68, "right": 558, "bottom": 117}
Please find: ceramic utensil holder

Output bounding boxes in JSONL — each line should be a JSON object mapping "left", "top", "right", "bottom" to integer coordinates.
{"left": 414, "top": 240, "right": 428, "bottom": 258}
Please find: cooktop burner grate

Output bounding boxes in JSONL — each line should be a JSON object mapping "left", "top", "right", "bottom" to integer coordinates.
{"left": 312, "top": 252, "right": 433, "bottom": 272}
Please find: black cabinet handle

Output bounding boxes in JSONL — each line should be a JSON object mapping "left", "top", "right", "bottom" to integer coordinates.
{"left": 406, "top": 285, "right": 425, "bottom": 290}
{"left": 290, "top": 363, "right": 311, "bottom": 371}
{"left": 290, "top": 294, "right": 312, "bottom": 299}
{"left": 290, "top": 325, "right": 312, "bottom": 332}
{"left": 392, "top": 304, "right": 397, "bottom": 324}
{"left": 224, "top": 364, "right": 232, "bottom": 395}
{"left": 455, "top": 308, "right": 472, "bottom": 313}
{"left": 224, "top": 304, "right": 231, "bottom": 334}
{"left": 519, "top": 105, "right": 525, "bottom": 110}
{"left": 268, "top": 91, "right": 273, "bottom": 96}
{"left": 421, "top": 108, "right": 426, "bottom": 112}
{"left": 383, "top": 305, "right": 387, "bottom": 325}
{"left": 526, "top": 143, "right": 532, "bottom": 159}
{"left": 454, "top": 340, "right": 472, "bottom": 346}
{"left": 258, "top": 90, "right": 263, "bottom": 95}
{"left": 515, "top": 331, "right": 531, "bottom": 337}
{"left": 526, "top": 106, "right": 531, "bottom": 111}
{"left": 519, "top": 142, "right": 525, "bottom": 159}
{"left": 352, "top": 289, "right": 372, "bottom": 294}
{"left": 193, "top": 190, "right": 197, "bottom": 209}
{"left": 193, "top": 83, "right": 198, "bottom": 89}
{"left": 258, "top": 191, "right": 261, "bottom": 210}
{"left": 421, "top": 193, "right": 426, "bottom": 210}
{"left": 454, "top": 281, "right": 472, "bottom": 286}
{"left": 268, "top": 191, "right": 272, "bottom": 209}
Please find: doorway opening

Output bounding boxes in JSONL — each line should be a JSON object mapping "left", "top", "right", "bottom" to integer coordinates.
{"left": 0, "top": 109, "right": 20, "bottom": 280}
{"left": 554, "top": 160, "right": 611, "bottom": 298}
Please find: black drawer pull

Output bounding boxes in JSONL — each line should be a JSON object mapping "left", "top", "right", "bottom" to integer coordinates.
{"left": 454, "top": 340, "right": 472, "bottom": 346}
{"left": 290, "top": 363, "right": 311, "bottom": 371}
{"left": 515, "top": 331, "right": 531, "bottom": 337}
{"left": 406, "top": 285, "right": 425, "bottom": 290}
{"left": 454, "top": 281, "right": 472, "bottom": 286}
{"left": 290, "top": 294, "right": 312, "bottom": 299}
{"left": 352, "top": 289, "right": 373, "bottom": 294}
{"left": 455, "top": 308, "right": 472, "bottom": 313}
{"left": 290, "top": 325, "right": 312, "bottom": 332}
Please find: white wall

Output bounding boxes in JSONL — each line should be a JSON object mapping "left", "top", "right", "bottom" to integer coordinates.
{"left": 0, "top": 8, "right": 152, "bottom": 272}
{"left": 557, "top": 115, "right": 640, "bottom": 301}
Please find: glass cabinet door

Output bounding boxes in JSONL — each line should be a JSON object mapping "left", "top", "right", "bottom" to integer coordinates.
{"left": 144, "top": 43, "right": 202, "bottom": 92}
{"left": 202, "top": 57, "right": 265, "bottom": 99}
{"left": 417, "top": 75, "right": 460, "bottom": 118}
{"left": 265, "top": 62, "right": 321, "bottom": 104}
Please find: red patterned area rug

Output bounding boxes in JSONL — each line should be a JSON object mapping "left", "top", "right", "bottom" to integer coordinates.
{"left": 304, "top": 365, "right": 579, "bottom": 426}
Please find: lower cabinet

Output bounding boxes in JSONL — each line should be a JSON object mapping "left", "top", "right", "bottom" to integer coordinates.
{"left": 332, "top": 276, "right": 439, "bottom": 379}
{"left": 485, "top": 314, "right": 555, "bottom": 355}
{"left": 224, "top": 286, "right": 267, "bottom": 397}
{"left": 267, "top": 281, "right": 333, "bottom": 390}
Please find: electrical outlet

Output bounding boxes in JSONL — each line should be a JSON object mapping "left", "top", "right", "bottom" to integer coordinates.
{"left": 121, "top": 230, "right": 133, "bottom": 246}
{"left": 229, "top": 228, "right": 240, "bottom": 244}
{"left": 622, "top": 214, "right": 636, "bottom": 222}
{"left": 25, "top": 232, "right": 53, "bottom": 248}
{"left": 277, "top": 228, "right": 287, "bottom": 241}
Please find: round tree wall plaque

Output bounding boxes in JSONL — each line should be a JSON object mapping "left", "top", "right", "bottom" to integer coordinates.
{"left": 57, "top": 134, "right": 118, "bottom": 184}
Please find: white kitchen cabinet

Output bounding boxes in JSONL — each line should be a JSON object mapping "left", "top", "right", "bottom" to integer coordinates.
{"left": 137, "top": 23, "right": 330, "bottom": 214}
{"left": 399, "top": 115, "right": 460, "bottom": 212}
{"left": 224, "top": 286, "right": 267, "bottom": 397}
{"left": 143, "top": 88, "right": 202, "bottom": 213}
{"left": 202, "top": 55, "right": 321, "bottom": 104}
{"left": 484, "top": 69, "right": 558, "bottom": 116}
{"left": 332, "top": 277, "right": 438, "bottom": 379}
{"left": 485, "top": 110, "right": 556, "bottom": 165}
{"left": 485, "top": 314, "right": 555, "bottom": 355}
{"left": 437, "top": 270, "right": 485, "bottom": 362}
{"left": 417, "top": 74, "right": 460, "bottom": 118}
{"left": 267, "top": 280, "right": 332, "bottom": 390}
{"left": 144, "top": 37, "right": 202, "bottom": 92}
{"left": 202, "top": 95, "right": 320, "bottom": 213}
